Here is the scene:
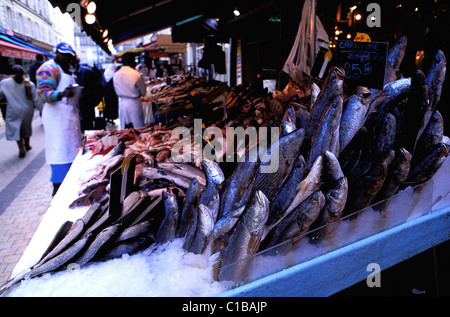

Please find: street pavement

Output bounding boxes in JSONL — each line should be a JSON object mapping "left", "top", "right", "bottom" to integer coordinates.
{"left": 0, "top": 109, "right": 52, "bottom": 285}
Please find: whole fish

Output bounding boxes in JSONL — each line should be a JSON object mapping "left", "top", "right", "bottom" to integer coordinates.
{"left": 372, "top": 113, "right": 397, "bottom": 159}
{"left": 319, "top": 177, "right": 348, "bottom": 226}
{"left": 415, "top": 110, "right": 444, "bottom": 159}
{"left": 1, "top": 234, "right": 93, "bottom": 295}
{"left": 114, "top": 220, "right": 152, "bottom": 243}
{"left": 306, "top": 67, "right": 345, "bottom": 140}
{"left": 426, "top": 50, "right": 446, "bottom": 112}
{"left": 339, "top": 89, "right": 371, "bottom": 153}
{"left": 339, "top": 127, "right": 367, "bottom": 177}
{"left": 218, "top": 190, "right": 269, "bottom": 282}
{"left": 35, "top": 218, "right": 85, "bottom": 268}
{"left": 260, "top": 190, "right": 325, "bottom": 253}
{"left": 382, "top": 78, "right": 411, "bottom": 103}
{"left": 156, "top": 162, "right": 206, "bottom": 187}
{"left": 176, "top": 178, "right": 200, "bottom": 238}
{"left": 344, "top": 150, "right": 395, "bottom": 216}
{"left": 95, "top": 232, "right": 155, "bottom": 262}
{"left": 197, "top": 160, "right": 224, "bottom": 222}
{"left": 266, "top": 154, "right": 307, "bottom": 228}
{"left": 155, "top": 190, "right": 179, "bottom": 244}
{"left": 80, "top": 202, "right": 103, "bottom": 228}
{"left": 307, "top": 95, "right": 343, "bottom": 169}
{"left": 373, "top": 147, "right": 411, "bottom": 210}
{"left": 253, "top": 128, "right": 305, "bottom": 201}
{"left": 36, "top": 221, "right": 73, "bottom": 265}
{"left": 318, "top": 151, "right": 348, "bottom": 226}
{"left": 396, "top": 70, "right": 428, "bottom": 155}
{"left": 405, "top": 142, "right": 449, "bottom": 186}
{"left": 186, "top": 204, "right": 215, "bottom": 255}
{"left": 75, "top": 223, "right": 122, "bottom": 266}
{"left": 142, "top": 167, "right": 192, "bottom": 189}
{"left": 384, "top": 35, "right": 407, "bottom": 85}
{"left": 269, "top": 155, "right": 323, "bottom": 233}
{"left": 218, "top": 152, "right": 260, "bottom": 220}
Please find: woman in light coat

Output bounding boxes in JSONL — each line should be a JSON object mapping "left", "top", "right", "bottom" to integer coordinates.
{"left": 0, "top": 65, "right": 42, "bottom": 158}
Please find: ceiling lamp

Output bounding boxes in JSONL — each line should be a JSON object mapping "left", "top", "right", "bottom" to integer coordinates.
{"left": 86, "top": 1, "right": 97, "bottom": 14}
{"left": 233, "top": 9, "right": 240, "bottom": 16}
{"left": 85, "top": 13, "right": 96, "bottom": 24}
{"left": 102, "top": 29, "right": 108, "bottom": 38}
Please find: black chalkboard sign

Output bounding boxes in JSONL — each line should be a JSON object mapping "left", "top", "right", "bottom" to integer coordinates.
{"left": 337, "top": 40, "right": 388, "bottom": 90}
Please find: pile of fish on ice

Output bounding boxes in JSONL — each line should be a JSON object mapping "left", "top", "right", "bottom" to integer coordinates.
{"left": 1, "top": 36, "right": 448, "bottom": 294}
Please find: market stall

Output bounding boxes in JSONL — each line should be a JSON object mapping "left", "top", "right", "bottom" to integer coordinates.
{"left": 2, "top": 0, "right": 449, "bottom": 297}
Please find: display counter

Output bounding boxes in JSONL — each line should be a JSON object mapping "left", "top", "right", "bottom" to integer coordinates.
{"left": 6, "top": 148, "right": 449, "bottom": 297}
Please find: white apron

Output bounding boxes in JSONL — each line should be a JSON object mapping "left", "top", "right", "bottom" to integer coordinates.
{"left": 118, "top": 96, "right": 145, "bottom": 130}
{"left": 42, "top": 72, "right": 82, "bottom": 164}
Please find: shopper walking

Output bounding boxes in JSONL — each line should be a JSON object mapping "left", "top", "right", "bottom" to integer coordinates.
{"left": 113, "top": 53, "right": 146, "bottom": 129}
{"left": 36, "top": 42, "right": 81, "bottom": 196}
{"left": 0, "top": 65, "right": 42, "bottom": 158}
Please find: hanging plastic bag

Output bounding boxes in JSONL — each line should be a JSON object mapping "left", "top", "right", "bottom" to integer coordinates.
{"left": 283, "top": 0, "right": 329, "bottom": 81}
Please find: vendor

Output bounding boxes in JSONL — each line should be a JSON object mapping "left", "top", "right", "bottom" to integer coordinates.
{"left": 113, "top": 53, "right": 146, "bottom": 129}
{"left": 36, "top": 42, "right": 81, "bottom": 196}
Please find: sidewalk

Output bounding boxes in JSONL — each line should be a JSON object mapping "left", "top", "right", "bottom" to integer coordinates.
{"left": 0, "top": 110, "right": 52, "bottom": 285}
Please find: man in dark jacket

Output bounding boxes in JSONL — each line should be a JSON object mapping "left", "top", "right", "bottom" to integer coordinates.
{"left": 28, "top": 54, "right": 44, "bottom": 85}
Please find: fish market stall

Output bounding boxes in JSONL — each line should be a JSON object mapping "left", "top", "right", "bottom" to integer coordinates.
{"left": 3, "top": 52, "right": 450, "bottom": 295}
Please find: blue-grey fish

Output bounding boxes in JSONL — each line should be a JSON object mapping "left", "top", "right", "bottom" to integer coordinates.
{"left": 155, "top": 190, "right": 179, "bottom": 244}
{"left": 426, "top": 50, "right": 446, "bottom": 113}
{"left": 176, "top": 178, "right": 200, "bottom": 238}
{"left": 306, "top": 67, "right": 345, "bottom": 140}
{"left": 260, "top": 190, "right": 325, "bottom": 254}
{"left": 339, "top": 88, "right": 371, "bottom": 153}
{"left": 218, "top": 190, "right": 269, "bottom": 282}
{"left": 307, "top": 95, "right": 343, "bottom": 169}
{"left": 253, "top": 128, "right": 305, "bottom": 201}
{"left": 384, "top": 35, "right": 407, "bottom": 85}
{"left": 186, "top": 204, "right": 215, "bottom": 255}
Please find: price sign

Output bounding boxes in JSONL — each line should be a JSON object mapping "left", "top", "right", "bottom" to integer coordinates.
{"left": 337, "top": 40, "right": 388, "bottom": 89}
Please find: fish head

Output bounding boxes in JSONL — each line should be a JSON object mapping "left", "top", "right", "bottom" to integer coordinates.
{"left": 201, "top": 160, "right": 225, "bottom": 185}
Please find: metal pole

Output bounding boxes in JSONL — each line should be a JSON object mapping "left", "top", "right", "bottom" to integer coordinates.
{"left": 310, "top": 0, "right": 316, "bottom": 73}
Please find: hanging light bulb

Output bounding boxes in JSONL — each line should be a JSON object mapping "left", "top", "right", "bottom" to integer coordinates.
{"left": 233, "top": 9, "right": 240, "bottom": 16}
{"left": 85, "top": 14, "right": 96, "bottom": 24}
{"left": 87, "top": 1, "right": 97, "bottom": 14}
{"left": 102, "top": 29, "right": 108, "bottom": 38}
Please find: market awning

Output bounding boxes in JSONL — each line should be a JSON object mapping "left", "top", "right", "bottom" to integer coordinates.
{"left": 0, "top": 34, "right": 53, "bottom": 58}
{"left": 47, "top": 0, "right": 239, "bottom": 54}
{"left": 0, "top": 39, "right": 42, "bottom": 60}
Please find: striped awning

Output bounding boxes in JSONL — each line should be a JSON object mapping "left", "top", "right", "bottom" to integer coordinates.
{"left": 0, "top": 39, "right": 41, "bottom": 60}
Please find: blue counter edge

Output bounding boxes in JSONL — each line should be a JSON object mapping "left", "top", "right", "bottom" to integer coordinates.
{"left": 218, "top": 206, "right": 450, "bottom": 297}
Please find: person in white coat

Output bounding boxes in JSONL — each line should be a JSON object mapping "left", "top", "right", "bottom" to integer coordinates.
{"left": 36, "top": 42, "right": 81, "bottom": 196}
{"left": 0, "top": 65, "right": 42, "bottom": 158}
{"left": 113, "top": 53, "right": 146, "bottom": 129}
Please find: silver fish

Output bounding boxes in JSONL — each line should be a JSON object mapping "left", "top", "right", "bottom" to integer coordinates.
{"left": 426, "top": 50, "right": 446, "bottom": 112}
{"left": 75, "top": 223, "right": 122, "bottom": 266}
{"left": 373, "top": 147, "right": 411, "bottom": 210}
{"left": 384, "top": 35, "right": 407, "bottom": 85}
{"left": 307, "top": 95, "right": 343, "bottom": 169}
{"left": 253, "top": 128, "right": 305, "bottom": 201}
{"left": 34, "top": 218, "right": 85, "bottom": 268}
{"left": 218, "top": 190, "right": 269, "bottom": 282}
{"left": 306, "top": 67, "right": 345, "bottom": 139}
{"left": 267, "top": 155, "right": 323, "bottom": 234}
{"left": 156, "top": 162, "right": 206, "bottom": 187}
{"left": 1, "top": 234, "right": 93, "bottom": 295}
{"left": 155, "top": 190, "right": 179, "bottom": 244}
{"left": 176, "top": 178, "right": 200, "bottom": 238}
{"left": 186, "top": 204, "right": 215, "bottom": 255}
{"left": 261, "top": 190, "right": 325, "bottom": 253}
{"left": 339, "top": 91, "right": 371, "bottom": 153}
{"left": 266, "top": 154, "right": 307, "bottom": 228}
{"left": 198, "top": 160, "right": 224, "bottom": 222}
